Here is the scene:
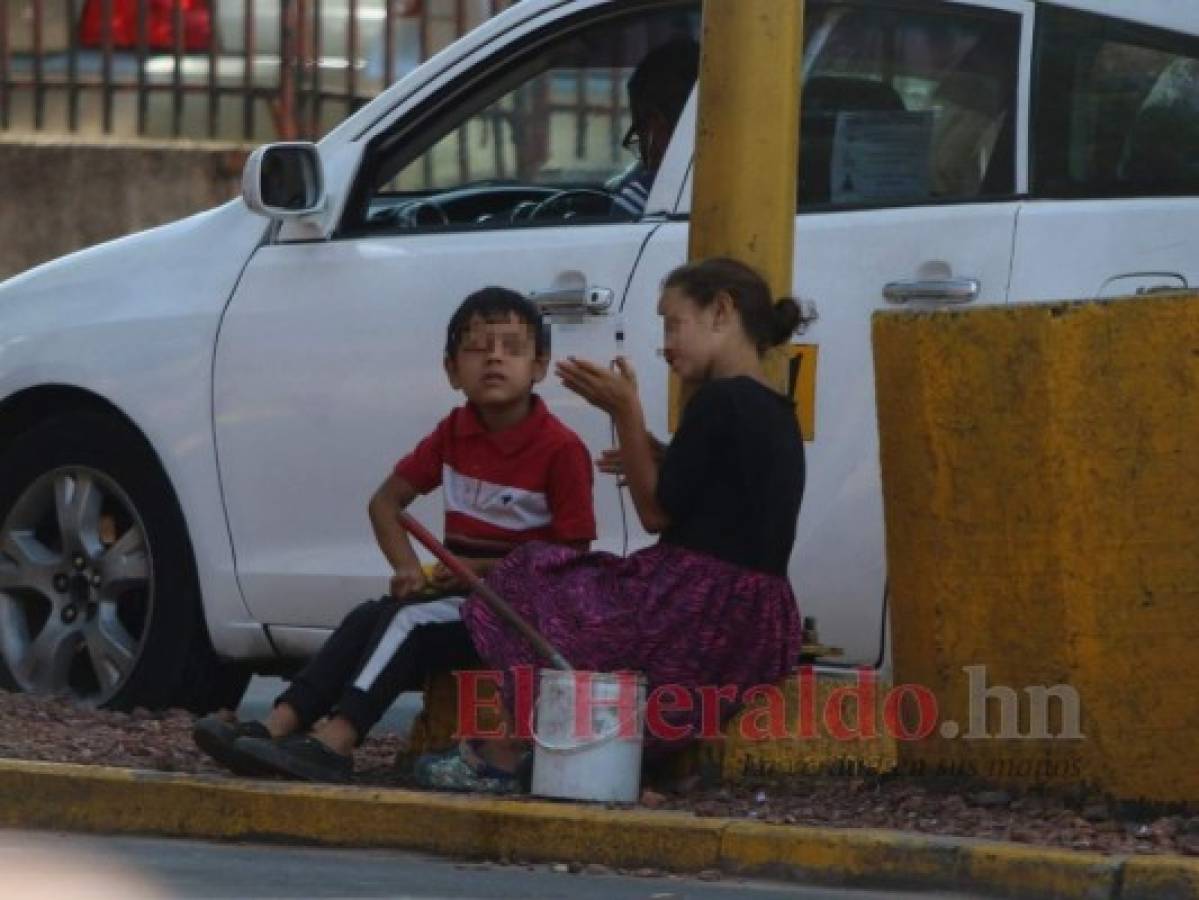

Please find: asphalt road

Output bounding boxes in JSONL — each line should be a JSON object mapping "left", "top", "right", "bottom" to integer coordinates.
{"left": 0, "top": 830, "right": 986, "bottom": 900}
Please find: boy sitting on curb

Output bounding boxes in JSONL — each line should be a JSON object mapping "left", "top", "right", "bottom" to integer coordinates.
{"left": 193, "top": 287, "right": 595, "bottom": 785}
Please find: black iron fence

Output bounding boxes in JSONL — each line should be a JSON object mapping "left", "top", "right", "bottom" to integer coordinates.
{"left": 0, "top": 0, "right": 513, "bottom": 142}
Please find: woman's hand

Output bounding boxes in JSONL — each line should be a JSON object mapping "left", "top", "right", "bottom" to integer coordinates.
{"left": 597, "top": 433, "right": 666, "bottom": 484}
{"left": 555, "top": 356, "right": 640, "bottom": 418}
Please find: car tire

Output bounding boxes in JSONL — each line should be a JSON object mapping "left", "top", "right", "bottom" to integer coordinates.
{"left": 0, "top": 411, "right": 249, "bottom": 713}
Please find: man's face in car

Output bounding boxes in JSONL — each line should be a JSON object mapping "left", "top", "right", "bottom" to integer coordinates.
{"left": 626, "top": 103, "right": 673, "bottom": 171}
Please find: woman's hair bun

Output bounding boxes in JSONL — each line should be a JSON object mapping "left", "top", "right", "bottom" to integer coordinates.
{"left": 771, "top": 297, "right": 802, "bottom": 346}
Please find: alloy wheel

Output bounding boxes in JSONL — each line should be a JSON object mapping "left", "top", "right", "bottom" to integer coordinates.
{"left": 0, "top": 467, "right": 153, "bottom": 705}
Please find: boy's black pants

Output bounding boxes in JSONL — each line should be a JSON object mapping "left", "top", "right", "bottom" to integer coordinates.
{"left": 275, "top": 595, "right": 480, "bottom": 739}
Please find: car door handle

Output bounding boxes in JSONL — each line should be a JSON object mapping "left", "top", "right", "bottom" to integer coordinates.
{"left": 530, "top": 286, "right": 614, "bottom": 315}
{"left": 883, "top": 278, "right": 980, "bottom": 305}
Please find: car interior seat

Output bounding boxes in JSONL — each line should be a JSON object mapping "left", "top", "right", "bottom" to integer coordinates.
{"left": 1119, "top": 77, "right": 1199, "bottom": 194}
{"left": 978, "top": 109, "right": 1015, "bottom": 196}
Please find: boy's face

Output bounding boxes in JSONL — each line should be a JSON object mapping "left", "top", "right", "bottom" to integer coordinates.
{"left": 445, "top": 313, "right": 547, "bottom": 409}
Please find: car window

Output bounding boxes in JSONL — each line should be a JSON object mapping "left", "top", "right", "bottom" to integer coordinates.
{"left": 345, "top": 4, "right": 700, "bottom": 235}
{"left": 1033, "top": 7, "right": 1199, "bottom": 198}
{"left": 799, "top": 2, "right": 1020, "bottom": 209}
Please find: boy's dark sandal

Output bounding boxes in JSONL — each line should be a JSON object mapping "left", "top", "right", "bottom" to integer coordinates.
{"left": 192, "top": 716, "right": 275, "bottom": 776}
{"left": 233, "top": 733, "right": 353, "bottom": 784}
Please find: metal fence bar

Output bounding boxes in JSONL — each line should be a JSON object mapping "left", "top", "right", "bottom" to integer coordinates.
{"left": 0, "top": 3, "right": 507, "bottom": 143}
{"left": 574, "top": 65, "right": 586, "bottom": 159}
{"left": 312, "top": 0, "right": 324, "bottom": 138}
{"left": 277, "top": 0, "right": 294, "bottom": 138}
{"left": 277, "top": 0, "right": 287, "bottom": 137}
{"left": 136, "top": 0, "right": 149, "bottom": 134}
{"left": 0, "top": 1, "right": 9, "bottom": 130}
{"left": 243, "top": 0, "right": 255, "bottom": 139}
{"left": 293, "top": 0, "right": 309, "bottom": 139}
{"left": 455, "top": 0, "right": 469, "bottom": 182}
{"left": 208, "top": 0, "right": 220, "bottom": 137}
{"left": 346, "top": 0, "right": 358, "bottom": 117}
{"left": 420, "top": 0, "right": 433, "bottom": 187}
{"left": 383, "top": 0, "right": 395, "bottom": 91}
{"left": 172, "top": 0, "right": 184, "bottom": 136}
{"left": 67, "top": 0, "right": 81, "bottom": 131}
{"left": 608, "top": 44, "right": 622, "bottom": 163}
{"left": 32, "top": 0, "right": 45, "bottom": 130}
{"left": 491, "top": 108, "right": 504, "bottom": 177}
{"left": 101, "top": 0, "right": 115, "bottom": 133}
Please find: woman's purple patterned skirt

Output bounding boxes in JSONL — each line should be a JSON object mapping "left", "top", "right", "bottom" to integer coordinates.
{"left": 461, "top": 541, "right": 802, "bottom": 754}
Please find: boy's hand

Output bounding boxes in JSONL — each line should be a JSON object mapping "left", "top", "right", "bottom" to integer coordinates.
{"left": 389, "top": 564, "right": 428, "bottom": 600}
{"left": 428, "top": 558, "right": 498, "bottom": 593}
{"left": 427, "top": 562, "right": 465, "bottom": 592}
{"left": 428, "top": 559, "right": 492, "bottom": 591}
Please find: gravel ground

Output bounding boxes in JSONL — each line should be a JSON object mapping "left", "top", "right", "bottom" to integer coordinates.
{"left": 2, "top": 690, "right": 1196, "bottom": 859}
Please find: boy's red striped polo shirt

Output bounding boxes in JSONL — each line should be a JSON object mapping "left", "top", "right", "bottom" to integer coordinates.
{"left": 394, "top": 395, "right": 596, "bottom": 554}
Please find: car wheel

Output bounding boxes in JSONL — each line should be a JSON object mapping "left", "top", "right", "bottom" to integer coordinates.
{"left": 0, "top": 411, "right": 249, "bottom": 712}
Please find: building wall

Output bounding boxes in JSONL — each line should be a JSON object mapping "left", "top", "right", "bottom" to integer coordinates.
{"left": 0, "top": 137, "right": 248, "bottom": 280}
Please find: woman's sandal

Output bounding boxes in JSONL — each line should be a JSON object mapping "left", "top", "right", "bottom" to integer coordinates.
{"left": 413, "top": 740, "right": 528, "bottom": 795}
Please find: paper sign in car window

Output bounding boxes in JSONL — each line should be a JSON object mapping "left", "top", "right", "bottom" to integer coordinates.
{"left": 830, "top": 110, "right": 935, "bottom": 205}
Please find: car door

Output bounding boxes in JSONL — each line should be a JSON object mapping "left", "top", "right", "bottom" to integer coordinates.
{"left": 1009, "top": 5, "right": 1199, "bottom": 304}
{"left": 213, "top": 2, "right": 700, "bottom": 642}
{"left": 624, "top": 0, "right": 1031, "bottom": 667}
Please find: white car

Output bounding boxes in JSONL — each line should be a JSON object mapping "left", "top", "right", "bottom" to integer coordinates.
{"left": 2, "top": 0, "right": 1198, "bottom": 710}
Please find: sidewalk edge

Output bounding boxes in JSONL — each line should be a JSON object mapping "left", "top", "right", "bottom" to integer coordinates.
{"left": 2, "top": 759, "right": 1197, "bottom": 899}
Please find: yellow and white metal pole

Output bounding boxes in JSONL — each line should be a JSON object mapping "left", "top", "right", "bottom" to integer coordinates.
{"left": 674, "top": 0, "right": 805, "bottom": 423}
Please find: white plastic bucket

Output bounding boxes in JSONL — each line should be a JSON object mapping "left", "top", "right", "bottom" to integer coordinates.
{"left": 531, "top": 669, "right": 646, "bottom": 803}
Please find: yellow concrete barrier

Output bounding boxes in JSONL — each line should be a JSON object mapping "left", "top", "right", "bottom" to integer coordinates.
{"left": 400, "top": 671, "right": 502, "bottom": 762}
{"left": 958, "top": 843, "right": 1119, "bottom": 900}
{"left": 1122, "top": 855, "right": 1199, "bottom": 898}
{"left": 714, "top": 670, "right": 897, "bottom": 780}
{"left": 873, "top": 293, "right": 1199, "bottom": 802}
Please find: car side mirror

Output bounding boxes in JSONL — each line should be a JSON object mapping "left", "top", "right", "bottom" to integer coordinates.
{"left": 242, "top": 142, "right": 327, "bottom": 219}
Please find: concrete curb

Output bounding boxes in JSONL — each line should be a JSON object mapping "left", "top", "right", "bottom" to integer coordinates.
{"left": 1, "top": 759, "right": 1196, "bottom": 899}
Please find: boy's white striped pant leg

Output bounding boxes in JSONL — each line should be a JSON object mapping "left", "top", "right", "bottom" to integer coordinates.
{"left": 352, "top": 597, "right": 465, "bottom": 692}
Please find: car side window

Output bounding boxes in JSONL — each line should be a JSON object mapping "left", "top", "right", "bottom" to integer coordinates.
{"left": 343, "top": 4, "right": 700, "bottom": 235}
{"left": 799, "top": 3, "right": 1020, "bottom": 209}
{"left": 1033, "top": 7, "right": 1199, "bottom": 198}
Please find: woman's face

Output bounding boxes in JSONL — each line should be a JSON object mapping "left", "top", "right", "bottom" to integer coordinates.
{"left": 657, "top": 286, "right": 721, "bottom": 383}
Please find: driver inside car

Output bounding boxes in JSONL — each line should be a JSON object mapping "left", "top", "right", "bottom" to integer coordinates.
{"left": 609, "top": 37, "right": 700, "bottom": 219}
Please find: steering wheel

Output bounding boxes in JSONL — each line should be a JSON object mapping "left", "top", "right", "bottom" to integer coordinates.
{"left": 369, "top": 199, "right": 450, "bottom": 230}
{"left": 401, "top": 200, "right": 450, "bottom": 228}
{"left": 529, "top": 188, "right": 617, "bottom": 221}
